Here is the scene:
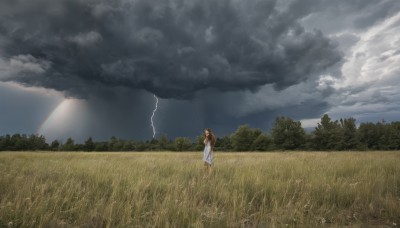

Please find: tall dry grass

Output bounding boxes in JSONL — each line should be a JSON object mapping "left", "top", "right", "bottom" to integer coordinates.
{"left": 0, "top": 152, "right": 399, "bottom": 227}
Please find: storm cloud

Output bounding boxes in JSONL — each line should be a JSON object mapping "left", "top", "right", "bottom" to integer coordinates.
{"left": 2, "top": 0, "right": 399, "bottom": 142}
{"left": 0, "top": 0, "right": 342, "bottom": 99}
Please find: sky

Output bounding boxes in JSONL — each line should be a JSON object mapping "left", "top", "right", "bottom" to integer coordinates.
{"left": 1, "top": 0, "right": 400, "bottom": 143}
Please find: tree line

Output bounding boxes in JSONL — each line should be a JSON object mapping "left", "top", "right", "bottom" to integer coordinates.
{"left": 1, "top": 114, "right": 399, "bottom": 152}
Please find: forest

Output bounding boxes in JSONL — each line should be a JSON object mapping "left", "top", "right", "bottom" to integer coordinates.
{"left": 1, "top": 114, "right": 399, "bottom": 151}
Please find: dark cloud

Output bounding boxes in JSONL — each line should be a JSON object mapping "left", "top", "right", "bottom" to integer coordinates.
{"left": 153, "top": 83, "right": 333, "bottom": 139}
{"left": 78, "top": 88, "right": 158, "bottom": 141}
{"left": 0, "top": 0, "right": 341, "bottom": 99}
{"left": 156, "top": 88, "right": 331, "bottom": 139}
{"left": 3, "top": 0, "right": 398, "bottom": 142}
{"left": 35, "top": 87, "right": 163, "bottom": 142}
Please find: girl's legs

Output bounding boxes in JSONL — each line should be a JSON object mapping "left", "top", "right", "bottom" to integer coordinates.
{"left": 203, "top": 162, "right": 212, "bottom": 176}
{"left": 204, "top": 162, "right": 208, "bottom": 174}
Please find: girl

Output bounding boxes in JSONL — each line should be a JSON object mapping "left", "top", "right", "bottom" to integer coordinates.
{"left": 203, "top": 128, "right": 216, "bottom": 176}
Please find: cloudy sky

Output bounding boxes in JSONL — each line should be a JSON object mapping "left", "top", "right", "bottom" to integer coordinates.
{"left": 1, "top": 0, "right": 399, "bottom": 142}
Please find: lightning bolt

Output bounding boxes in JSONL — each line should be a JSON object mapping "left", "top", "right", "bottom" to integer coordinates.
{"left": 150, "top": 94, "right": 159, "bottom": 138}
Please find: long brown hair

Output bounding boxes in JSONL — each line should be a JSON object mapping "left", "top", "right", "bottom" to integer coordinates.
{"left": 204, "top": 128, "right": 216, "bottom": 146}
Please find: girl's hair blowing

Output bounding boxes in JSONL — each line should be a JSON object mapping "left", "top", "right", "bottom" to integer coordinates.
{"left": 204, "top": 128, "right": 216, "bottom": 146}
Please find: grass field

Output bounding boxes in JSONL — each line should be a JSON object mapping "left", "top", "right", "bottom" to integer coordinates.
{"left": 0, "top": 152, "right": 399, "bottom": 227}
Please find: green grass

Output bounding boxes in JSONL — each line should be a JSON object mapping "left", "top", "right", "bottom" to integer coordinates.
{"left": 0, "top": 152, "right": 399, "bottom": 227}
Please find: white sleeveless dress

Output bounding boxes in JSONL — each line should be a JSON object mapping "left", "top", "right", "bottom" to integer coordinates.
{"left": 203, "top": 141, "right": 213, "bottom": 165}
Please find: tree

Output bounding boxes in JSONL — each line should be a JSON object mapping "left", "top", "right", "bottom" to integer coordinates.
{"left": 149, "top": 138, "right": 159, "bottom": 151}
{"left": 50, "top": 140, "right": 60, "bottom": 151}
{"left": 84, "top": 137, "right": 95, "bottom": 152}
{"left": 389, "top": 122, "right": 400, "bottom": 150}
{"left": 29, "top": 134, "right": 48, "bottom": 150}
{"left": 62, "top": 138, "right": 75, "bottom": 151}
{"left": 135, "top": 141, "right": 147, "bottom": 151}
{"left": 108, "top": 136, "right": 125, "bottom": 151}
{"left": 252, "top": 133, "right": 272, "bottom": 151}
{"left": 313, "top": 114, "right": 342, "bottom": 150}
{"left": 122, "top": 140, "right": 135, "bottom": 151}
{"left": 10, "top": 134, "right": 22, "bottom": 150}
{"left": 357, "top": 122, "right": 379, "bottom": 149}
{"left": 174, "top": 137, "right": 192, "bottom": 151}
{"left": 231, "top": 125, "right": 262, "bottom": 151}
{"left": 15, "top": 134, "right": 29, "bottom": 150}
{"left": 0, "top": 135, "right": 11, "bottom": 151}
{"left": 158, "top": 135, "right": 169, "bottom": 151}
{"left": 378, "top": 122, "right": 400, "bottom": 150}
{"left": 195, "top": 135, "right": 205, "bottom": 151}
{"left": 94, "top": 142, "right": 109, "bottom": 151}
{"left": 271, "top": 117, "right": 306, "bottom": 150}
{"left": 339, "top": 118, "right": 358, "bottom": 150}
{"left": 217, "top": 136, "right": 233, "bottom": 151}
